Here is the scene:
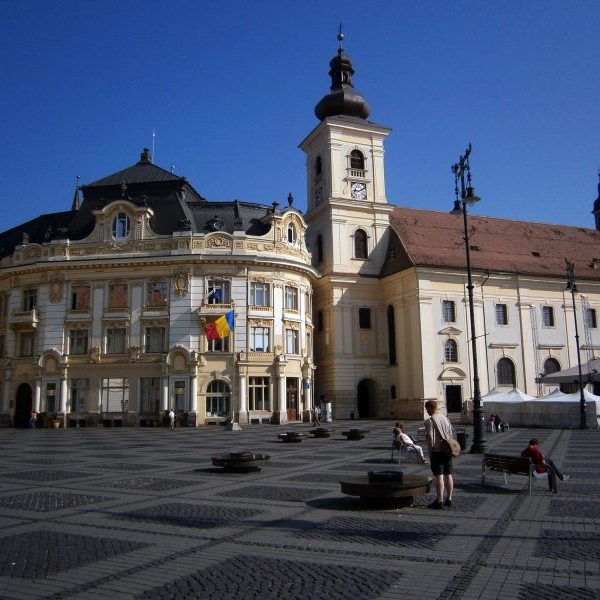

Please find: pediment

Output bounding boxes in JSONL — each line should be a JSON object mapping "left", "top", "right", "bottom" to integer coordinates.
{"left": 439, "top": 366, "right": 467, "bottom": 381}
{"left": 438, "top": 326, "right": 462, "bottom": 336}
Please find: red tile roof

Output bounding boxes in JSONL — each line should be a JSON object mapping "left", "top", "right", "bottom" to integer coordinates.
{"left": 388, "top": 206, "right": 600, "bottom": 280}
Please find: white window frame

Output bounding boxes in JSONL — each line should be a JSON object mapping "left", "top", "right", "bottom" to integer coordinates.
{"left": 250, "top": 282, "right": 270, "bottom": 307}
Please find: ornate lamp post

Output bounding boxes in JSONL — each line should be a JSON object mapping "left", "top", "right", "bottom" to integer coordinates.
{"left": 450, "top": 143, "right": 486, "bottom": 453}
{"left": 565, "top": 259, "right": 587, "bottom": 429}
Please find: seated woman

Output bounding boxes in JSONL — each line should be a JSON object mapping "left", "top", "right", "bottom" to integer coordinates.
{"left": 393, "top": 422, "right": 428, "bottom": 464}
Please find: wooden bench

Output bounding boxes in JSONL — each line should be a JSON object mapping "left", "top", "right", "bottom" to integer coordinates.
{"left": 481, "top": 453, "right": 552, "bottom": 495}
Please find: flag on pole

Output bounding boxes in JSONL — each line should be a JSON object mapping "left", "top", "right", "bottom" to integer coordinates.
{"left": 205, "top": 310, "right": 235, "bottom": 340}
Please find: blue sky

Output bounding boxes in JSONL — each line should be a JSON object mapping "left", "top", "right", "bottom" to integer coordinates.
{"left": 1, "top": 1, "right": 598, "bottom": 232}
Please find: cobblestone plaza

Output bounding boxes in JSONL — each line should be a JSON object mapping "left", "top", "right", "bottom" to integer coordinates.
{"left": 0, "top": 421, "right": 598, "bottom": 599}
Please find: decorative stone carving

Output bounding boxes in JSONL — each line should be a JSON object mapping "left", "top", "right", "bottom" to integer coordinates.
{"left": 206, "top": 235, "right": 232, "bottom": 249}
{"left": 128, "top": 346, "right": 140, "bottom": 362}
{"left": 172, "top": 272, "right": 190, "bottom": 297}
{"left": 90, "top": 347, "right": 101, "bottom": 363}
{"left": 48, "top": 278, "right": 64, "bottom": 303}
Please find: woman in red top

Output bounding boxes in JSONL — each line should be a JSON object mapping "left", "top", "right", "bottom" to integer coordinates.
{"left": 521, "top": 438, "right": 569, "bottom": 493}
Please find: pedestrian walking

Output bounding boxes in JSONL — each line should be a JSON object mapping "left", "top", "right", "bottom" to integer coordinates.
{"left": 312, "top": 405, "right": 321, "bottom": 426}
{"left": 168, "top": 409, "right": 175, "bottom": 430}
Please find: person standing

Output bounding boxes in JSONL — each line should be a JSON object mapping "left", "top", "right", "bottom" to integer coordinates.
{"left": 168, "top": 409, "right": 175, "bottom": 430}
{"left": 424, "top": 400, "right": 454, "bottom": 509}
{"left": 312, "top": 405, "right": 321, "bottom": 426}
{"left": 521, "top": 438, "right": 569, "bottom": 493}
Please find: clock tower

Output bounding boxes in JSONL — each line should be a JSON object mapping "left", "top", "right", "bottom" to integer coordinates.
{"left": 300, "top": 32, "right": 394, "bottom": 419}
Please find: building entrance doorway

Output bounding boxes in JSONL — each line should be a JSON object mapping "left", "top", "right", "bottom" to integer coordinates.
{"left": 286, "top": 378, "right": 299, "bottom": 421}
{"left": 445, "top": 385, "right": 463, "bottom": 413}
{"left": 14, "top": 383, "right": 33, "bottom": 428}
{"left": 357, "top": 379, "right": 376, "bottom": 418}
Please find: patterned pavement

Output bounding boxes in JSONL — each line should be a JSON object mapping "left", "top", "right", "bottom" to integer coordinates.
{"left": 0, "top": 420, "right": 598, "bottom": 599}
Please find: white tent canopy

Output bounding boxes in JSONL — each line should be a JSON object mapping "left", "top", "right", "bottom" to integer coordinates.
{"left": 472, "top": 388, "right": 600, "bottom": 429}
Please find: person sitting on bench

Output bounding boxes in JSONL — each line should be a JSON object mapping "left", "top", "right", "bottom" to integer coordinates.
{"left": 521, "top": 438, "right": 569, "bottom": 493}
{"left": 393, "top": 422, "right": 428, "bottom": 464}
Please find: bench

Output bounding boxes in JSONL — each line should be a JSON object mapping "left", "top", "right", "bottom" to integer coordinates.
{"left": 481, "top": 453, "right": 553, "bottom": 495}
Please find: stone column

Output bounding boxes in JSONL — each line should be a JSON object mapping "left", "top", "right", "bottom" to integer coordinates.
{"left": 162, "top": 377, "right": 169, "bottom": 412}
{"left": 33, "top": 378, "right": 41, "bottom": 413}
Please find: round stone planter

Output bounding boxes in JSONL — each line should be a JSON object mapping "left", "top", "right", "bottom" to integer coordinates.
{"left": 211, "top": 452, "right": 270, "bottom": 472}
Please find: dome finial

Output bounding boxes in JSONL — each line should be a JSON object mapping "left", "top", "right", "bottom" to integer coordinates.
{"left": 337, "top": 23, "right": 344, "bottom": 49}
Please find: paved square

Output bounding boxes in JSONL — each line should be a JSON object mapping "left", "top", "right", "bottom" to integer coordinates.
{"left": 0, "top": 421, "right": 599, "bottom": 599}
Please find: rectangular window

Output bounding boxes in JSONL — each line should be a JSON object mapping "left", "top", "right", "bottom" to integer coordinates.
{"left": 23, "top": 289, "right": 37, "bottom": 311}
{"left": 284, "top": 286, "right": 299, "bottom": 310}
{"left": 108, "top": 283, "right": 128, "bottom": 309}
{"left": 140, "top": 377, "right": 161, "bottom": 414}
{"left": 250, "top": 282, "right": 270, "bottom": 307}
{"left": 70, "top": 285, "right": 91, "bottom": 310}
{"left": 69, "top": 329, "right": 89, "bottom": 355}
{"left": 250, "top": 326, "right": 270, "bottom": 352}
{"left": 207, "top": 335, "right": 230, "bottom": 352}
{"left": 45, "top": 382, "right": 57, "bottom": 413}
{"left": 359, "top": 307, "right": 371, "bottom": 329}
{"left": 285, "top": 329, "right": 299, "bottom": 354}
{"left": 442, "top": 300, "right": 456, "bottom": 323}
{"left": 146, "top": 281, "right": 169, "bottom": 308}
{"left": 207, "top": 279, "right": 231, "bottom": 304}
{"left": 248, "top": 376, "right": 270, "bottom": 411}
{"left": 100, "top": 378, "right": 129, "bottom": 412}
{"left": 106, "top": 327, "right": 127, "bottom": 354}
{"left": 70, "top": 378, "right": 89, "bottom": 413}
{"left": 317, "top": 311, "right": 324, "bottom": 332}
{"left": 0, "top": 335, "right": 4, "bottom": 358}
{"left": 19, "top": 331, "right": 34, "bottom": 356}
{"left": 173, "top": 379, "right": 187, "bottom": 412}
{"left": 585, "top": 308, "right": 598, "bottom": 329}
{"left": 390, "top": 385, "right": 396, "bottom": 399}
{"left": 542, "top": 306, "right": 555, "bottom": 327}
{"left": 495, "top": 304, "right": 508, "bottom": 326}
{"left": 144, "top": 326, "right": 165, "bottom": 353}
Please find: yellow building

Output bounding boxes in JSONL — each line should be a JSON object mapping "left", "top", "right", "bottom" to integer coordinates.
{"left": 0, "top": 149, "right": 316, "bottom": 427}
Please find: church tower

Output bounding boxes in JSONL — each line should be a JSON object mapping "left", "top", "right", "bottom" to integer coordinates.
{"left": 301, "top": 33, "right": 394, "bottom": 419}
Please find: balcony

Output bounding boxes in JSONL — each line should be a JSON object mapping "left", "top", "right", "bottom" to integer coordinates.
{"left": 198, "top": 302, "right": 233, "bottom": 316}
{"left": 11, "top": 309, "right": 39, "bottom": 330}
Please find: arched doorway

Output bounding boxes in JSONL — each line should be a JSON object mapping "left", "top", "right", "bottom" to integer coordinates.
{"left": 14, "top": 383, "right": 33, "bottom": 428}
{"left": 357, "top": 379, "right": 376, "bottom": 419}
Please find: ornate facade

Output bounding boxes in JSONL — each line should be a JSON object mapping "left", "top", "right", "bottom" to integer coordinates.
{"left": 0, "top": 150, "right": 316, "bottom": 427}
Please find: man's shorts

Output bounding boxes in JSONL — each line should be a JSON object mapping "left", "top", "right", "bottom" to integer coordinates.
{"left": 430, "top": 451, "right": 453, "bottom": 476}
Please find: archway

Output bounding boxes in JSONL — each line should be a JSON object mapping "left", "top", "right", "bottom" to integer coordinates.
{"left": 356, "top": 379, "right": 376, "bottom": 419}
{"left": 14, "top": 383, "right": 33, "bottom": 428}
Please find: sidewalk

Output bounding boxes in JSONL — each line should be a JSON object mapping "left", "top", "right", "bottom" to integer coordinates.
{"left": 0, "top": 420, "right": 598, "bottom": 599}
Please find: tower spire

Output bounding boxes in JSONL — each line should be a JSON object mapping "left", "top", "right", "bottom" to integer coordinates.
{"left": 71, "top": 175, "right": 81, "bottom": 211}
{"left": 314, "top": 29, "right": 371, "bottom": 121}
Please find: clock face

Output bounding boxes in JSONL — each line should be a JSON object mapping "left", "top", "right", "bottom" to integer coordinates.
{"left": 351, "top": 182, "right": 367, "bottom": 200}
{"left": 314, "top": 188, "right": 323, "bottom": 205}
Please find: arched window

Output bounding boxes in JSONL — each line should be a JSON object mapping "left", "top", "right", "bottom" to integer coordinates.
{"left": 315, "top": 156, "right": 322, "bottom": 177}
{"left": 206, "top": 380, "right": 231, "bottom": 418}
{"left": 317, "top": 234, "right": 323, "bottom": 263}
{"left": 543, "top": 357, "right": 561, "bottom": 375}
{"left": 287, "top": 223, "right": 297, "bottom": 244}
{"left": 387, "top": 305, "right": 396, "bottom": 365}
{"left": 350, "top": 149, "right": 365, "bottom": 171}
{"left": 354, "top": 229, "right": 368, "bottom": 259}
{"left": 497, "top": 357, "right": 516, "bottom": 387}
{"left": 112, "top": 212, "right": 130, "bottom": 240}
{"left": 444, "top": 339, "right": 458, "bottom": 362}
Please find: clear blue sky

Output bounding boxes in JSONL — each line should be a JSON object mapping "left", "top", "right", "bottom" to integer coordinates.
{"left": 1, "top": 1, "right": 598, "bottom": 232}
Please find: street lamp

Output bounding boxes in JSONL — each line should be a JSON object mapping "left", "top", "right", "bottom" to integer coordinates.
{"left": 450, "top": 143, "right": 486, "bottom": 453}
{"left": 565, "top": 259, "right": 587, "bottom": 429}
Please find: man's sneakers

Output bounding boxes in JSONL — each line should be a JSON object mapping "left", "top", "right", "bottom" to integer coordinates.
{"left": 444, "top": 498, "right": 452, "bottom": 508}
{"left": 427, "top": 500, "right": 443, "bottom": 510}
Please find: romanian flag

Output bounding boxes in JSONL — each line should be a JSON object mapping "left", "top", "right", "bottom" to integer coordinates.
{"left": 205, "top": 310, "right": 235, "bottom": 341}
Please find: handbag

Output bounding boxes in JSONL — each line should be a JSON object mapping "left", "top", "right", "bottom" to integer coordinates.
{"left": 431, "top": 416, "right": 461, "bottom": 457}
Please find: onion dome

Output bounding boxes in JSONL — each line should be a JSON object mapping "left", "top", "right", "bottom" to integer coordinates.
{"left": 314, "top": 31, "right": 371, "bottom": 121}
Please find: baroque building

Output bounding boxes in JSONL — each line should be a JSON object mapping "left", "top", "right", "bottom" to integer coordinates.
{"left": 2, "top": 36, "right": 600, "bottom": 427}
{"left": 0, "top": 149, "right": 316, "bottom": 427}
